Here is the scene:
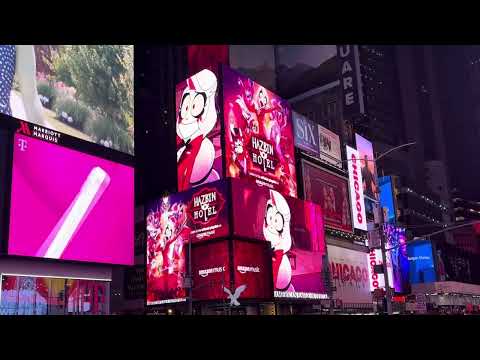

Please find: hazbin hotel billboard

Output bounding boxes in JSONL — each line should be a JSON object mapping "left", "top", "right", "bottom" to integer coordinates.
{"left": 231, "top": 179, "right": 327, "bottom": 299}
{"left": 175, "top": 66, "right": 297, "bottom": 198}
{"left": 223, "top": 66, "right": 297, "bottom": 198}
{"left": 146, "top": 181, "right": 229, "bottom": 305}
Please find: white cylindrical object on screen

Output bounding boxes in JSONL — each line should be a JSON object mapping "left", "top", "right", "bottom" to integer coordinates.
{"left": 36, "top": 167, "right": 110, "bottom": 259}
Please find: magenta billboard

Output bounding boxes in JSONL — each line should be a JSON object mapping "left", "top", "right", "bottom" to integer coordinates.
{"left": 8, "top": 133, "right": 134, "bottom": 265}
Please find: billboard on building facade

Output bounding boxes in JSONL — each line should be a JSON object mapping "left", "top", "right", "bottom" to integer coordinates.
{"left": 337, "top": 45, "right": 365, "bottom": 120}
{"left": 319, "top": 124, "right": 342, "bottom": 168}
{"left": 223, "top": 66, "right": 297, "bottom": 198}
{"left": 384, "top": 224, "right": 410, "bottom": 293}
{"left": 292, "top": 111, "right": 342, "bottom": 169}
{"left": 367, "top": 248, "right": 393, "bottom": 292}
{"left": 8, "top": 133, "right": 134, "bottom": 265}
{"left": 293, "top": 111, "right": 320, "bottom": 156}
{"left": 379, "top": 176, "right": 396, "bottom": 224}
{"left": 301, "top": 160, "right": 353, "bottom": 233}
{"left": 327, "top": 245, "right": 371, "bottom": 304}
{"left": 0, "top": 45, "right": 134, "bottom": 155}
{"left": 346, "top": 145, "right": 367, "bottom": 231}
{"left": 232, "top": 240, "right": 274, "bottom": 301}
{"left": 176, "top": 69, "right": 223, "bottom": 192}
{"left": 408, "top": 240, "right": 436, "bottom": 284}
{"left": 231, "top": 179, "right": 327, "bottom": 299}
{"left": 355, "top": 133, "right": 378, "bottom": 202}
{"left": 145, "top": 181, "right": 229, "bottom": 306}
{"left": 191, "top": 240, "right": 231, "bottom": 302}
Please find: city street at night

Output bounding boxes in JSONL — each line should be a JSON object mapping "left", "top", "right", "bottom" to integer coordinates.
{"left": 1, "top": 44, "right": 479, "bottom": 317}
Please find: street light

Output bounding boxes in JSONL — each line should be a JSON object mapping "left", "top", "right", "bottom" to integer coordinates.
{"left": 336, "top": 141, "right": 417, "bottom": 315}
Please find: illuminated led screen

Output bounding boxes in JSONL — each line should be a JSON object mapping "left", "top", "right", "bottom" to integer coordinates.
{"left": 8, "top": 133, "right": 134, "bottom": 265}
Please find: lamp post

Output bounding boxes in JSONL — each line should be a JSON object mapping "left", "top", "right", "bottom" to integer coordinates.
{"left": 336, "top": 141, "right": 416, "bottom": 315}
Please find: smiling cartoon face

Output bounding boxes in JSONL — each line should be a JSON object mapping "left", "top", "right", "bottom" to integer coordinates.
{"left": 179, "top": 91, "right": 207, "bottom": 126}
{"left": 263, "top": 190, "right": 291, "bottom": 252}
{"left": 177, "top": 69, "right": 218, "bottom": 141}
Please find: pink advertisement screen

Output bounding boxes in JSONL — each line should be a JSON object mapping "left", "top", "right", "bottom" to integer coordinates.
{"left": 8, "top": 134, "right": 134, "bottom": 265}
{"left": 231, "top": 179, "right": 327, "bottom": 298}
{"left": 176, "top": 69, "right": 223, "bottom": 192}
{"left": 223, "top": 66, "right": 297, "bottom": 198}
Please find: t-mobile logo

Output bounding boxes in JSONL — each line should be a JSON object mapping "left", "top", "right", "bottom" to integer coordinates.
{"left": 18, "top": 138, "right": 28, "bottom": 152}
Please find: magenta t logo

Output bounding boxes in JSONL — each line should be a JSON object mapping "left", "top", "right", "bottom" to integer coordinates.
{"left": 18, "top": 138, "right": 28, "bottom": 152}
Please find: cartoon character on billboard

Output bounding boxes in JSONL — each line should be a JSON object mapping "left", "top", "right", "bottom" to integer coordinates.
{"left": 263, "top": 189, "right": 294, "bottom": 291}
{"left": 147, "top": 199, "right": 190, "bottom": 301}
{"left": 235, "top": 77, "right": 257, "bottom": 131}
{"left": 177, "top": 69, "right": 220, "bottom": 191}
{"left": 228, "top": 125, "right": 248, "bottom": 177}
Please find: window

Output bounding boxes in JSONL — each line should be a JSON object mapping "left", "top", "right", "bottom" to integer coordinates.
{"left": 0, "top": 275, "right": 109, "bottom": 315}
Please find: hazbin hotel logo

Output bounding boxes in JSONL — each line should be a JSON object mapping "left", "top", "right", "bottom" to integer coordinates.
{"left": 188, "top": 187, "right": 225, "bottom": 225}
{"left": 249, "top": 136, "right": 276, "bottom": 174}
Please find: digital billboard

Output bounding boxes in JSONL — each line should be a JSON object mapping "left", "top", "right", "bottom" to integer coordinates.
{"left": 191, "top": 239, "right": 273, "bottom": 303}
{"left": 319, "top": 125, "right": 342, "bottom": 168}
{"left": 191, "top": 240, "right": 231, "bottom": 302}
{"left": 231, "top": 179, "right": 327, "bottom": 299}
{"left": 355, "top": 134, "right": 378, "bottom": 202}
{"left": 301, "top": 160, "right": 353, "bottom": 233}
{"left": 146, "top": 181, "right": 229, "bottom": 305}
{"left": 0, "top": 45, "right": 134, "bottom": 155}
{"left": 176, "top": 69, "right": 223, "bottom": 192}
{"left": 232, "top": 240, "right": 273, "bottom": 301}
{"left": 379, "top": 176, "right": 396, "bottom": 224}
{"left": 293, "top": 111, "right": 320, "bottom": 156}
{"left": 8, "top": 133, "right": 134, "bottom": 265}
{"left": 327, "top": 245, "right": 371, "bottom": 304}
{"left": 223, "top": 66, "right": 297, "bottom": 198}
{"left": 292, "top": 112, "right": 342, "bottom": 169}
{"left": 346, "top": 145, "right": 367, "bottom": 231}
{"left": 384, "top": 224, "right": 410, "bottom": 293}
{"left": 407, "top": 240, "right": 436, "bottom": 284}
{"left": 367, "top": 248, "right": 393, "bottom": 292}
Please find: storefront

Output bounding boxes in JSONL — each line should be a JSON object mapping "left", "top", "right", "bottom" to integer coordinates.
{"left": 411, "top": 281, "right": 480, "bottom": 314}
{"left": 0, "top": 258, "right": 112, "bottom": 315}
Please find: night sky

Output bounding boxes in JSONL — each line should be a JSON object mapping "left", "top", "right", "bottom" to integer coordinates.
{"left": 437, "top": 46, "right": 480, "bottom": 200}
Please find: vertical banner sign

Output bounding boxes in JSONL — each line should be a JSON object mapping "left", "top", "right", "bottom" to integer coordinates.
{"left": 337, "top": 45, "right": 365, "bottom": 120}
{"left": 346, "top": 146, "right": 367, "bottom": 231}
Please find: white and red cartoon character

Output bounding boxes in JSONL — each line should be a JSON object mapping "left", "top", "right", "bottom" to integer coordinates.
{"left": 255, "top": 87, "right": 281, "bottom": 132}
{"left": 228, "top": 123, "right": 248, "bottom": 177}
{"left": 235, "top": 77, "right": 257, "bottom": 127}
{"left": 263, "top": 189, "right": 294, "bottom": 291}
{"left": 177, "top": 69, "right": 220, "bottom": 191}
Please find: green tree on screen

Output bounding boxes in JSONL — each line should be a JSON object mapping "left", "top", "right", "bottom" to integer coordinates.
{"left": 51, "top": 45, "right": 133, "bottom": 127}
